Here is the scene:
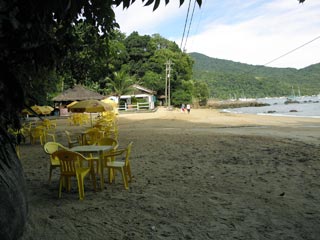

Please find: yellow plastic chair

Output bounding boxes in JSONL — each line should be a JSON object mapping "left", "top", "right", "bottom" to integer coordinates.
{"left": 15, "top": 145, "right": 21, "bottom": 159}
{"left": 83, "top": 128, "right": 102, "bottom": 145}
{"left": 67, "top": 116, "right": 72, "bottom": 126}
{"left": 7, "top": 128, "right": 22, "bottom": 158}
{"left": 89, "top": 137, "right": 119, "bottom": 173}
{"left": 52, "top": 150, "right": 96, "bottom": 200}
{"left": 64, "top": 130, "right": 80, "bottom": 148}
{"left": 95, "top": 117, "right": 118, "bottom": 140}
{"left": 43, "top": 142, "right": 69, "bottom": 184}
{"left": 45, "top": 129, "right": 56, "bottom": 143}
{"left": 102, "top": 125, "right": 118, "bottom": 140}
{"left": 80, "top": 114, "right": 90, "bottom": 125}
{"left": 20, "top": 122, "right": 32, "bottom": 143}
{"left": 30, "top": 126, "right": 46, "bottom": 145}
{"left": 97, "top": 137, "right": 119, "bottom": 148}
{"left": 104, "top": 142, "right": 133, "bottom": 190}
{"left": 73, "top": 114, "right": 82, "bottom": 126}
{"left": 70, "top": 113, "right": 88, "bottom": 126}
{"left": 42, "top": 119, "right": 56, "bottom": 129}
{"left": 40, "top": 119, "right": 56, "bottom": 143}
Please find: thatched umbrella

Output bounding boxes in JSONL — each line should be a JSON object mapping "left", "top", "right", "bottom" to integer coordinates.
{"left": 52, "top": 85, "right": 104, "bottom": 102}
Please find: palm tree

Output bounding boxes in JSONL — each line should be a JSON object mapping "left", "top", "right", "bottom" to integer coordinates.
{"left": 106, "top": 70, "right": 135, "bottom": 99}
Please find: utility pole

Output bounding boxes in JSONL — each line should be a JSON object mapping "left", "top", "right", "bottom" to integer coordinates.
{"left": 165, "top": 59, "right": 174, "bottom": 107}
{"left": 165, "top": 67, "right": 168, "bottom": 106}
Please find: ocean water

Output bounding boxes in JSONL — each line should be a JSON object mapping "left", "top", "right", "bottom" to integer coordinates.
{"left": 222, "top": 96, "right": 320, "bottom": 118}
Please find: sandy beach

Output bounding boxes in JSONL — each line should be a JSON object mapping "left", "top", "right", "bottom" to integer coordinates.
{"left": 19, "top": 108, "right": 320, "bottom": 240}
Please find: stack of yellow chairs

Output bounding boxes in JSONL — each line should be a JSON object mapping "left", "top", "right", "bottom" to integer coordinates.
{"left": 68, "top": 113, "right": 88, "bottom": 126}
{"left": 71, "top": 114, "right": 83, "bottom": 126}
{"left": 81, "top": 114, "right": 90, "bottom": 125}
{"left": 94, "top": 112, "right": 118, "bottom": 140}
{"left": 41, "top": 119, "right": 56, "bottom": 142}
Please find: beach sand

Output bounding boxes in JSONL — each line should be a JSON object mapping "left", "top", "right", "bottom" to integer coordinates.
{"left": 19, "top": 107, "right": 320, "bottom": 240}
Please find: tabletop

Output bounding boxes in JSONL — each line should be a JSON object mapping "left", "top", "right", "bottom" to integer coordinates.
{"left": 70, "top": 145, "right": 113, "bottom": 153}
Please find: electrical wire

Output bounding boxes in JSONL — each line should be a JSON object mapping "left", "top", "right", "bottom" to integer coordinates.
{"left": 186, "top": 0, "right": 206, "bottom": 53}
{"left": 263, "top": 34, "right": 320, "bottom": 67}
{"left": 191, "top": 0, "right": 206, "bottom": 40}
{"left": 183, "top": 0, "right": 197, "bottom": 51}
{"left": 236, "top": 34, "right": 320, "bottom": 78}
{"left": 180, "top": 0, "right": 192, "bottom": 50}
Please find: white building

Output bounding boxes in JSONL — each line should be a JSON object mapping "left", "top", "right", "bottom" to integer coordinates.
{"left": 108, "top": 84, "right": 156, "bottom": 111}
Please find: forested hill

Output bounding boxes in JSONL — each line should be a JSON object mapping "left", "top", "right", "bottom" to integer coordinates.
{"left": 189, "top": 52, "right": 320, "bottom": 99}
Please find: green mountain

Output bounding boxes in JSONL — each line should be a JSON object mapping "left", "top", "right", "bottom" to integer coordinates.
{"left": 189, "top": 52, "right": 320, "bottom": 99}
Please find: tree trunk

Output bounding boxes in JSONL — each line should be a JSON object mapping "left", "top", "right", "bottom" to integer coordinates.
{"left": 0, "top": 127, "right": 28, "bottom": 240}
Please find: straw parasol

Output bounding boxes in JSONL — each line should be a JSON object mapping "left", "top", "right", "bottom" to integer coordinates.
{"left": 22, "top": 105, "right": 54, "bottom": 116}
{"left": 66, "top": 101, "right": 78, "bottom": 108}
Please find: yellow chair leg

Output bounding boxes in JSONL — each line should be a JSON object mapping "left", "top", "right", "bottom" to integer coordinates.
{"left": 126, "top": 164, "right": 132, "bottom": 182}
{"left": 120, "top": 168, "right": 129, "bottom": 190}
{"left": 58, "top": 177, "right": 63, "bottom": 198}
{"left": 77, "top": 175, "right": 84, "bottom": 200}
{"left": 108, "top": 168, "right": 115, "bottom": 183}
{"left": 15, "top": 145, "right": 21, "bottom": 159}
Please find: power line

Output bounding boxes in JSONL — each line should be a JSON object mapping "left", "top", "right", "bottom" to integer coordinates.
{"left": 180, "top": 0, "right": 192, "bottom": 50}
{"left": 183, "top": 0, "right": 197, "bottom": 51}
{"left": 263, "top": 34, "right": 320, "bottom": 67}
{"left": 190, "top": 0, "right": 206, "bottom": 41}
{"left": 237, "top": 34, "right": 320, "bottom": 78}
{"left": 186, "top": 0, "right": 206, "bottom": 53}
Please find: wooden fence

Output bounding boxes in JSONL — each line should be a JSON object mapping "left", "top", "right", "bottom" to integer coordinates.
{"left": 118, "top": 102, "right": 150, "bottom": 111}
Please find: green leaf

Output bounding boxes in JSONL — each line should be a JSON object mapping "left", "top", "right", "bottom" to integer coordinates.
{"left": 153, "top": 0, "right": 161, "bottom": 11}
{"left": 144, "top": 0, "right": 154, "bottom": 7}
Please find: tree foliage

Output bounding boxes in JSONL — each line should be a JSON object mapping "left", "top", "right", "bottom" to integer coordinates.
{"left": 106, "top": 70, "right": 135, "bottom": 97}
{"left": 2, "top": 0, "right": 202, "bottom": 126}
{"left": 190, "top": 52, "right": 320, "bottom": 99}
{"left": 55, "top": 28, "right": 206, "bottom": 106}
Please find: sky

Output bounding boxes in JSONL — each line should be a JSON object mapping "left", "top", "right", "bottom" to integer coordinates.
{"left": 113, "top": 0, "right": 320, "bottom": 69}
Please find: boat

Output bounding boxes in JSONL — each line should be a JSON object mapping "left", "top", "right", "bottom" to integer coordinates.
{"left": 285, "top": 86, "right": 300, "bottom": 104}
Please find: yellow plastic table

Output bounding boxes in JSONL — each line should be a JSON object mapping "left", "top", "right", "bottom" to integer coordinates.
{"left": 70, "top": 145, "right": 113, "bottom": 190}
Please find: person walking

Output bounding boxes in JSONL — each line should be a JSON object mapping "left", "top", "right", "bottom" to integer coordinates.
{"left": 181, "top": 103, "right": 185, "bottom": 112}
{"left": 186, "top": 104, "right": 191, "bottom": 114}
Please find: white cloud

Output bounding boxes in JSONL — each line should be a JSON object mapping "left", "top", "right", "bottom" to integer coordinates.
{"left": 186, "top": 0, "right": 320, "bottom": 69}
{"left": 114, "top": 0, "right": 320, "bottom": 69}
{"left": 114, "top": 1, "right": 188, "bottom": 36}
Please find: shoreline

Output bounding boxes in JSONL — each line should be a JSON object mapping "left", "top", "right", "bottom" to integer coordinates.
{"left": 220, "top": 109, "right": 320, "bottom": 119}
{"left": 118, "top": 108, "right": 320, "bottom": 144}
{"left": 257, "top": 113, "right": 320, "bottom": 119}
